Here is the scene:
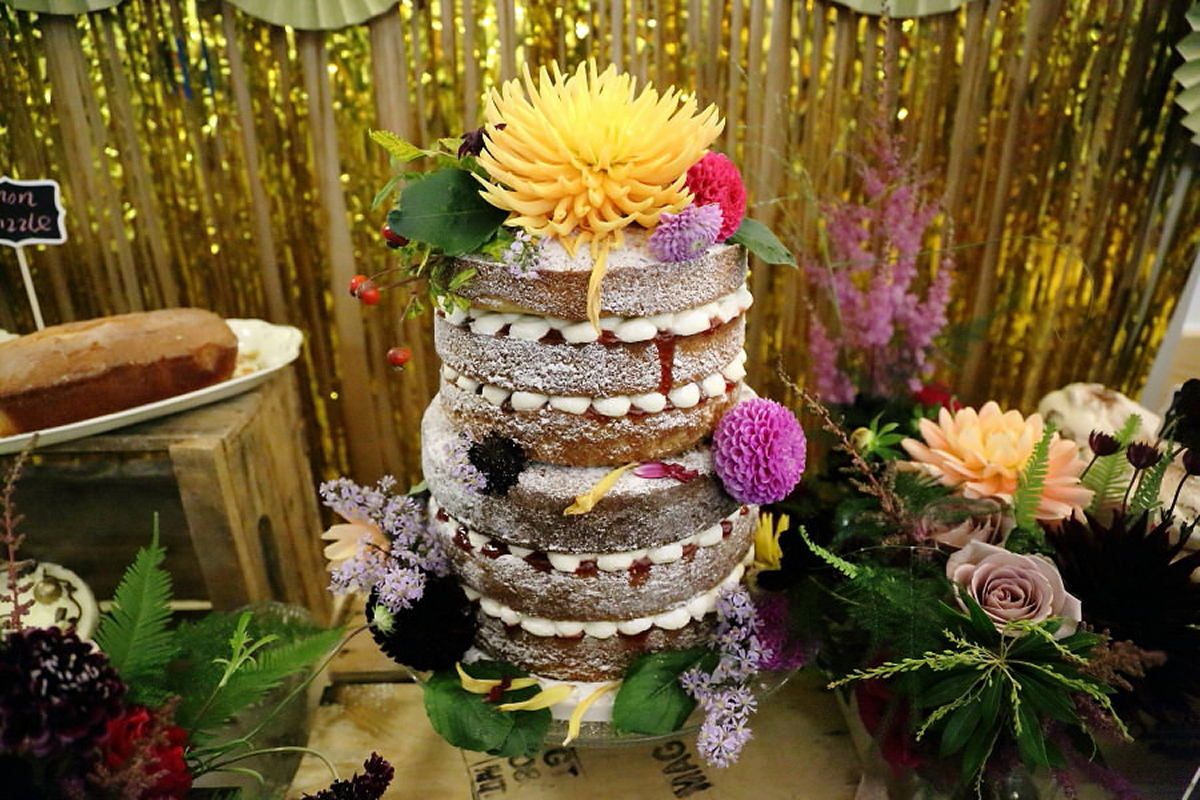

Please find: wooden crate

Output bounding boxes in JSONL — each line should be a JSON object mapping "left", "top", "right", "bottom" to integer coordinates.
{"left": 6, "top": 367, "right": 332, "bottom": 623}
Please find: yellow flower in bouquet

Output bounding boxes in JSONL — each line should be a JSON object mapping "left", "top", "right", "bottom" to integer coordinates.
{"left": 902, "top": 400, "right": 1093, "bottom": 520}
{"left": 475, "top": 60, "right": 723, "bottom": 325}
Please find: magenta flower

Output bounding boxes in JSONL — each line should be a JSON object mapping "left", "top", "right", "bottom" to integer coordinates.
{"left": 686, "top": 152, "right": 747, "bottom": 241}
{"left": 712, "top": 398, "right": 807, "bottom": 504}
{"left": 648, "top": 203, "right": 722, "bottom": 262}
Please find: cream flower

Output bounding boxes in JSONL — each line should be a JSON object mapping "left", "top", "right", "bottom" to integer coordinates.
{"left": 320, "top": 517, "right": 389, "bottom": 567}
{"left": 901, "top": 401, "right": 1093, "bottom": 521}
{"left": 475, "top": 61, "right": 723, "bottom": 326}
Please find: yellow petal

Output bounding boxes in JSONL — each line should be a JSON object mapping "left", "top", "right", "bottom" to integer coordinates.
{"left": 455, "top": 662, "right": 539, "bottom": 694}
{"left": 755, "top": 512, "right": 788, "bottom": 571}
{"left": 585, "top": 242, "right": 610, "bottom": 331}
{"left": 564, "top": 462, "right": 637, "bottom": 515}
{"left": 563, "top": 681, "right": 621, "bottom": 745}
{"left": 496, "top": 684, "right": 576, "bottom": 712}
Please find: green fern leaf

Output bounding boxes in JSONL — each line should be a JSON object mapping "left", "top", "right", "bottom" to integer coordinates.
{"left": 1012, "top": 424, "right": 1055, "bottom": 533}
{"left": 1129, "top": 448, "right": 1172, "bottom": 514}
{"left": 93, "top": 518, "right": 179, "bottom": 702}
{"left": 1083, "top": 414, "right": 1141, "bottom": 512}
{"left": 173, "top": 611, "right": 343, "bottom": 742}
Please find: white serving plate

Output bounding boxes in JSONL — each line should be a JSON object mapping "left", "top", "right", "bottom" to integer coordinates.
{"left": 0, "top": 318, "right": 304, "bottom": 454}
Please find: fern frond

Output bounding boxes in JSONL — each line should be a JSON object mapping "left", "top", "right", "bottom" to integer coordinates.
{"left": 798, "top": 525, "right": 859, "bottom": 578}
{"left": 1012, "top": 424, "right": 1055, "bottom": 532}
{"left": 176, "top": 614, "right": 343, "bottom": 742}
{"left": 93, "top": 518, "right": 178, "bottom": 702}
{"left": 1084, "top": 414, "right": 1141, "bottom": 513}
{"left": 1129, "top": 446, "right": 1174, "bottom": 515}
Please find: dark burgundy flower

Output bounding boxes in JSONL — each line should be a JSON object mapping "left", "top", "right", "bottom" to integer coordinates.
{"left": 305, "top": 752, "right": 394, "bottom": 799}
{"left": 1087, "top": 430, "right": 1121, "bottom": 457}
{"left": 367, "top": 573, "right": 478, "bottom": 671}
{"left": 1164, "top": 379, "right": 1200, "bottom": 452}
{"left": 457, "top": 124, "right": 504, "bottom": 159}
{"left": 0, "top": 627, "right": 127, "bottom": 758}
{"left": 1183, "top": 448, "right": 1200, "bottom": 477}
{"left": 1125, "top": 442, "right": 1163, "bottom": 471}
{"left": 97, "top": 706, "right": 192, "bottom": 800}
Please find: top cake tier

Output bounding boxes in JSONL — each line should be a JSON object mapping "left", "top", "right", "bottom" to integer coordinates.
{"left": 453, "top": 232, "right": 746, "bottom": 319}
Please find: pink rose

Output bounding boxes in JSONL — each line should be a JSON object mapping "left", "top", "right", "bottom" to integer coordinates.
{"left": 946, "top": 541, "right": 1082, "bottom": 639}
{"left": 915, "top": 496, "right": 1014, "bottom": 549}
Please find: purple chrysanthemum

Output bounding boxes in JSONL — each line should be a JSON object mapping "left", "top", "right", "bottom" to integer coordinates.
{"left": 647, "top": 204, "right": 722, "bottom": 262}
{"left": 712, "top": 398, "right": 806, "bottom": 504}
{"left": 753, "top": 592, "right": 811, "bottom": 672}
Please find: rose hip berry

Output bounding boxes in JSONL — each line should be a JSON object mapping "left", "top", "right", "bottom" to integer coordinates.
{"left": 387, "top": 347, "right": 411, "bottom": 369}
{"left": 381, "top": 224, "right": 408, "bottom": 249}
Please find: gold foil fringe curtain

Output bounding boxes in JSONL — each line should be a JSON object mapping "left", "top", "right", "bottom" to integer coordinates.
{"left": 0, "top": 0, "right": 1197, "bottom": 488}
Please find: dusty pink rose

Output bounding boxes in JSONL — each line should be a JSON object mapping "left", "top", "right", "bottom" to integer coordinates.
{"left": 902, "top": 401, "right": 1093, "bottom": 521}
{"left": 946, "top": 541, "right": 1082, "bottom": 638}
{"left": 915, "top": 496, "right": 1014, "bottom": 549}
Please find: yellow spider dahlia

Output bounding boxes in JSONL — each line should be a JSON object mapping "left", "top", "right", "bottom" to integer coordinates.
{"left": 475, "top": 61, "right": 724, "bottom": 325}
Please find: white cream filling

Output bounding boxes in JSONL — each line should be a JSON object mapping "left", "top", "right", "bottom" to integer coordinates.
{"left": 432, "top": 500, "right": 749, "bottom": 574}
{"left": 463, "top": 559, "right": 751, "bottom": 639}
{"left": 439, "top": 284, "right": 753, "bottom": 343}
{"left": 442, "top": 349, "right": 748, "bottom": 415}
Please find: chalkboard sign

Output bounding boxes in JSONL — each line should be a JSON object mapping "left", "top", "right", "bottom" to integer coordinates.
{"left": 0, "top": 176, "right": 67, "bottom": 246}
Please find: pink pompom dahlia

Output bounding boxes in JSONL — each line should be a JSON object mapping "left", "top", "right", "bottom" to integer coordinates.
{"left": 712, "top": 398, "right": 807, "bottom": 504}
{"left": 686, "top": 152, "right": 746, "bottom": 241}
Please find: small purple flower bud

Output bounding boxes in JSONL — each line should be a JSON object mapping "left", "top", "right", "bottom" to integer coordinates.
{"left": 1125, "top": 441, "right": 1163, "bottom": 471}
{"left": 1087, "top": 430, "right": 1121, "bottom": 457}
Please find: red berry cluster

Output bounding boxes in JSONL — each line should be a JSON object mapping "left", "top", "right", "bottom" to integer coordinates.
{"left": 348, "top": 274, "right": 380, "bottom": 305}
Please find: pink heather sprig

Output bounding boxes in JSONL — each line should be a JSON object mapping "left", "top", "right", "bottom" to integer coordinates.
{"left": 648, "top": 203, "right": 722, "bottom": 262}
{"left": 681, "top": 585, "right": 766, "bottom": 768}
{"left": 806, "top": 123, "right": 954, "bottom": 403}
{"left": 685, "top": 152, "right": 747, "bottom": 241}
{"left": 712, "top": 398, "right": 807, "bottom": 505}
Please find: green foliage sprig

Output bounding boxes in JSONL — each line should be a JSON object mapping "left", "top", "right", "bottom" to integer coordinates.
{"left": 829, "top": 598, "right": 1124, "bottom": 786}
{"left": 1008, "top": 423, "right": 1055, "bottom": 552}
{"left": 93, "top": 530, "right": 345, "bottom": 784}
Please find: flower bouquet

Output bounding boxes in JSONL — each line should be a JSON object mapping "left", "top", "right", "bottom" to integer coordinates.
{"left": 0, "top": 445, "right": 396, "bottom": 800}
{"left": 764, "top": 121, "right": 1200, "bottom": 797}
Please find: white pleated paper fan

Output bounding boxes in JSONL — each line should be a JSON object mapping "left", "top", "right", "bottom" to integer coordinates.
{"left": 825, "top": 0, "right": 979, "bottom": 17}
{"left": 225, "top": 0, "right": 399, "bottom": 31}
{"left": 1177, "top": 3, "right": 1200, "bottom": 145}
{"left": 1, "top": 0, "right": 122, "bottom": 13}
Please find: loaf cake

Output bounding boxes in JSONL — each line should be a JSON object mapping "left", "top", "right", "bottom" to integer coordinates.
{"left": 323, "top": 61, "right": 804, "bottom": 758}
{"left": 0, "top": 308, "right": 238, "bottom": 436}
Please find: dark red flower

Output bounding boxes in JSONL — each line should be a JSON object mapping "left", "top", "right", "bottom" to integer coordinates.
{"left": 1087, "top": 430, "right": 1121, "bottom": 457}
{"left": 913, "top": 383, "right": 961, "bottom": 412}
{"left": 1125, "top": 442, "right": 1163, "bottom": 471}
{"left": 98, "top": 706, "right": 192, "bottom": 800}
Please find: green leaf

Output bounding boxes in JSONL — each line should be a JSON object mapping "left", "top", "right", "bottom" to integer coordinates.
{"left": 422, "top": 661, "right": 551, "bottom": 758}
{"left": 1084, "top": 414, "right": 1142, "bottom": 512}
{"left": 728, "top": 217, "right": 795, "bottom": 266}
{"left": 369, "top": 130, "right": 428, "bottom": 163}
{"left": 170, "top": 610, "right": 343, "bottom": 742}
{"left": 913, "top": 668, "right": 985, "bottom": 709}
{"left": 612, "top": 648, "right": 715, "bottom": 736}
{"left": 93, "top": 519, "right": 179, "bottom": 705}
{"left": 1014, "top": 701, "right": 1054, "bottom": 767}
{"left": 390, "top": 168, "right": 508, "bottom": 255}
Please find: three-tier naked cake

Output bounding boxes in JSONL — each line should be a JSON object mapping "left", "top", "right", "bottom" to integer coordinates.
{"left": 324, "top": 61, "right": 805, "bottom": 762}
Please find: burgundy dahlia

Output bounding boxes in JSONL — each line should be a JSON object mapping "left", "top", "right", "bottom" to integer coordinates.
{"left": 366, "top": 573, "right": 478, "bottom": 671}
{"left": 0, "top": 626, "right": 127, "bottom": 759}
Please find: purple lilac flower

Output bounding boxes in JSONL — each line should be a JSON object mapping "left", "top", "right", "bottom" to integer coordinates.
{"left": 682, "top": 585, "right": 767, "bottom": 768}
{"left": 712, "top": 398, "right": 807, "bottom": 504}
{"left": 502, "top": 229, "right": 544, "bottom": 279}
{"left": 446, "top": 433, "right": 486, "bottom": 494}
{"left": 647, "top": 203, "right": 722, "bottom": 262}
{"left": 319, "top": 475, "right": 450, "bottom": 609}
